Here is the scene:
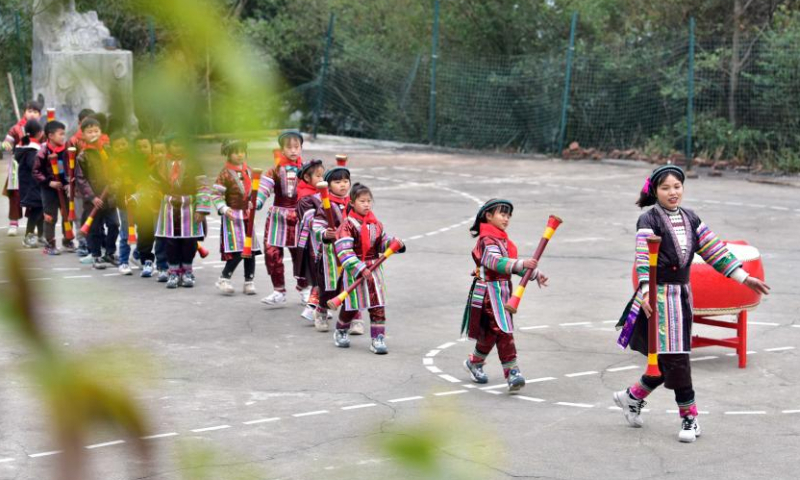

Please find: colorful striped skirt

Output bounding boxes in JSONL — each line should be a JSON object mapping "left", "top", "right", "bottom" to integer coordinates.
{"left": 264, "top": 205, "right": 299, "bottom": 248}
{"left": 155, "top": 195, "right": 205, "bottom": 239}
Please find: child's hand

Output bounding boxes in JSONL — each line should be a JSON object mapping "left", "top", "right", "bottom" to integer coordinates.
{"left": 194, "top": 212, "right": 206, "bottom": 223}
{"left": 92, "top": 197, "right": 104, "bottom": 209}
{"left": 49, "top": 181, "right": 63, "bottom": 190}
{"left": 225, "top": 209, "right": 236, "bottom": 220}
{"left": 536, "top": 271, "right": 549, "bottom": 288}
{"left": 324, "top": 228, "right": 336, "bottom": 240}
{"left": 641, "top": 295, "right": 653, "bottom": 319}
{"left": 744, "top": 276, "right": 771, "bottom": 295}
{"left": 522, "top": 258, "right": 538, "bottom": 270}
{"left": 2, "top": 141, "right": 11, "bottom": 151}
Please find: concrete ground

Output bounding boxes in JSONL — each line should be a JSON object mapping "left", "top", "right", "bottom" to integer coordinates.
{"left": 0, "top": 135, "right": 798, "bottom": 480}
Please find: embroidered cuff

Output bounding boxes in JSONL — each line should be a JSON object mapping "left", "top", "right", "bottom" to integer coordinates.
{"left": 730, "top": 267, "right": 749, "bottom": 284}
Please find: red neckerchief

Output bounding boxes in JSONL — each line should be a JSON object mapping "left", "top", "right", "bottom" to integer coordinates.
{"left": 479, "top": 222, "right": 518, "bottom": 259}
{"left": 168, "top": 154, "right": 184, "bottom": 185}
{"left": 226, "top": 161, "right": 251, "bottom": 193}
{"left": 348, "top": 209, "right": 379, "bottom": 260}
{"left": 47, "top": 141, "right": 66, "bottom": 154}
{"left": 273, "top": 150, "right": 302, "bottom": 169}
{"left": 296, "top": 180, "right": 317, "bottom": 200}
{"left": 82, "top": 136, "right": 109, "bottom": 151}
{"left": 330, "top": 193, "right": 348, "bottom": 209}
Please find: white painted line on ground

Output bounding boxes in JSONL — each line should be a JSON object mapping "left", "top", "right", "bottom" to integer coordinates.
{"left": 191, "top": 425, "right": 231, "bottom": 433}
{"left": 436, "top": 342, "right": 456, "bottom": 349}
{"left": 556, "top": 402, "right": 595, "bottom": 408}
{"left": 387, "top": 396, "right": 424, "bottom": 403}
{"left": 63, "top": 275, "right": 91, "bottom": 279}
{"left": 293, "top": 410, "right": 329, "bottom": 418}
{"left": 103, "top": 273, "right": 121, "bottom": 277}
{"left": 559, "top": 322, "right": 591, "bottom": 327}
{"left": 480, "top": 384, "right": 510, "bottom": 391}
{"left": 609, "top": 406, "right": 622, "bottom": 411}
{"left": 52, "top": 267, "right": 81, "bottom": 271}
{"left": 782, "top": 410, "right": 800, "bottom": 414}
{"left": 29, "top": 277, "right": 52, "bottom": 281}
{"left": 426, "top": 350, "right": 441, "bottom": 357}
{"left": 607, "top": 365, "right": 638, "bottom": 372}
{"left": 141, "top": 432, "right": 179, "bottom": 440}
{"left": 519, "top": 325, "right": 549, "bottom": 330}
{"left": 408, "top": 235, "right": 424, "bottom": 240}
{"left": 602, "top": 320, "right": 617, "bottom": 324}
{"left": 29, "top": 450, "right": 61, "bottom": 458}
{"left": 516, "top": 396, "right": 546, "bottom": 403}
{"left": 769, "top": 206, "right": 789, "bottom": 211}
{"left": 439, "top": 374, "right": 462, "bottom": 383}
{"left": 426, "top": 366, "right": 442, "bottom": 373}
{"left": 243, "top": 417, "right": 281, "bottom": 425}
{"left": 793, "top": 325, "right": 800, "bottom": 329}
{"left": 750, "top": 321, "right": 780, "bottom": 326}
{"left": 486, "top": 390, "right": 503, "bottom": 395}
{"left": 724, "top": 411, "right": 766, "bottom": 415}
{"left": 86, "top": 440, "right": 125, "bottom": 449}
{"left": 434, "top": 390, "right": 468, "bottom": 397}
{"left": 690, "top": 356, "right": 718, "bottom": 362}
{"left": 422, "top": 358, "right": 433, "bottom": 365}
{"left": 341, "top": 404, "right": 377, "bottom": 411}
{"left": 764, "top": 346, "right": 795, "bottom": 352}
{"left": 565, "top": 371, "right": 598, "bottom": 378}
{"left": 0, "top": 458, "right": 15, "bottom": 463}
{"left": 529, "top": 377, "right": 557, "bottom": 383}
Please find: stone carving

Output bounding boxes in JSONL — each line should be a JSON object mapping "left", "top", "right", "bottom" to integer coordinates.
{"left": 32, "top": 0, "right": 137, "bottom": 134}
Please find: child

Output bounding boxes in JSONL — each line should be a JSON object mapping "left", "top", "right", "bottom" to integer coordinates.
{"left": 68, "top": 108, "right": 96, "bottom": 257}
{"left": 128, "top": 135, "right": 158, "bottom": 277}
{"left": 295, "top": 158, "right": 325, "bottom": 321}
{"left": 333, "top": 183, "right": 405, "bottom": 354}
{"left": 461, "top": 199, "right": 548, "bottom": 393}
{"left": 614, "top": 165, "right": 770, "bottom": 443}
{"left": 32, "top": 121, "right": 77, "bottom": 255}
{"left": 67, "top": 108, "right": 96, "bottom": 152}
{"left": 310, "top": 164, "right": 351, "bottom": 332}
{"left": 3, "top": 101, "right": 42, "bottom": 236}
{"left": 16, "top": 119, "right": 45, "bottom": 248}
{"left": 211, "top": 139, "right": 260, "bottom": 295}
{"left": 154, "top": 136, "right": 210, "bottom": 288}
{"left": 257, "top": 129, "right": 310, "bottom": 307}
{"left": 108, "top": 133, "right": 136, "bottom": 274}
{"left": 75, "top": 117, "right": 118, "bottom": 269}
{"left": 150, "top": 139, "right": 170, "bottom": 281}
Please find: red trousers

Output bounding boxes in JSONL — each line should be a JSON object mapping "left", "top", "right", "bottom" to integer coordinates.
{"left": 470, "top": 303, "right": 518, "bottom": 376}
{"left": 7, "top": 189, "right": 21, "bottom": 221}
{"left": 264, "top": 245, "right": 308, "bottom": 291}
{"left": 337, "top": 307, "right": 385, "bottom": 339}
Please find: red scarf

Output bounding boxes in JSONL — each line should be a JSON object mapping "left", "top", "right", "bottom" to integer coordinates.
{"left": 47, "top": 141, "right": 66, "bottom": 154}
{"left": 479, "top": 223, "right": 518, "bottom": 259}
{"left": 348, "top": 209, "right": 379, "bottom": 260}
{"left": 168, "top": 154, "right": 184, "bottom": 185}
{"left": 330, "top": 193, "right": 348, "bottom": 209}
{"left": 296, "top": 180, "right": 318, "bottom": 200}
{"left": 273, "top": 150, "right": 302, "bottom": 168}
{"left": 226, "top": 161, "right": 251, "bottom": 193}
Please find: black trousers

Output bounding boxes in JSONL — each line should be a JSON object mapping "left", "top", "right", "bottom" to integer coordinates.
{"left": 85, "top": 201, "right": 120, "bottom": 257}
{"left": 222, "top": 253, "right": 256, "bottom": 280}
{"left": 25, "top": 206, "right": 43, "bottom": 236}
{"left": 42, "top": 188, "right": 69, "bottom": 247}
{"left": 165, "top": 238, "right": 197, "bottom": 269}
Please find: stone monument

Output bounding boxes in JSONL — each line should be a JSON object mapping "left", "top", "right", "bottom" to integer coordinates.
{"left": 32, "top": 0, "right": 137, "bottom": 133}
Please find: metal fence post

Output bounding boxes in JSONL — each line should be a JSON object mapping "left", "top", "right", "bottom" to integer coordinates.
{"left": 685, "top": 17, "right": 696, "bottom": 168}
{"left": 556, "top": 12, "right": 578, "bottom": 155}
{"left": 428, "top": 0, "right": 440, "bottom": 144}
{"left": 312, "top": 12, "right": 335, "bottom": 139}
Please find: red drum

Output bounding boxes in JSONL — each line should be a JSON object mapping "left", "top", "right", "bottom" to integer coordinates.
{"left": 631, "top": 240, "right": 765, "bottom": 315}
{"left": 690, "top": 240, "right": 764, "bottom": 315}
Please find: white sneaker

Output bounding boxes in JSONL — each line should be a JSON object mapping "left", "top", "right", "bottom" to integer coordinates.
{"left": 314, "top": 310, "right": 330, "bottom": 332}
{"left": 7, "top": 225, "right": 18, "bottom": 236}
{"left": 613, "top": 390, "right": 646, "bottom": 428}
{"left": 349, "top": 319, "right": 365, "bottom": 336}
{"left": 216, "top": 277, "right": 235, "bottom": 295}
{"left": 678, "top": 416, "right": 701, "bottom": 443}
{"left": 119, "top": 263, "right": 133, "bottom": 275}
{"left": 243, "top": 281, "right": 256, "bottom": 295}
{"left": 261, "top": 290, "right": 287, "bottom": 307}
{"left": 80, "top": 254, "right": 94, "bottom": 264}
{"left": 298, "top": 286, "right": 312, "bottom": 304}
{"left": 301, "top": 305, "right": 315, "bottom": 322}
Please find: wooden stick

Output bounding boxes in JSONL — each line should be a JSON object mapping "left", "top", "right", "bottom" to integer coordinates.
{"left": 327, "top": 238, "right": 403, "bottom": 310}
{"left": 645, "top": 236, "right": 662, "bottom": 377}
{"left": 504, "top": 215, "right": 563, "bottom": 314}
{"left": 6, "top": 72, "right": 20, "bottom": 121}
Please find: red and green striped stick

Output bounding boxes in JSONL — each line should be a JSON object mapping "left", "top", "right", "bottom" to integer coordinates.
{"left": 48, "top": 154, "right": 74, "bottom": 241}
{"left": 504, "top": 215, "right": 563, "bottom": 314}
{"left": 327, "top": 238, "right": 403, "bottom": 311}
{"left": 242, "top": 168, "right": 262, "bottom": 258}
{"left": 645, "top": 236, "right": 662, "bottom": 377}
{"left": 67, "top": 147, "right": 76, "bottom": 221}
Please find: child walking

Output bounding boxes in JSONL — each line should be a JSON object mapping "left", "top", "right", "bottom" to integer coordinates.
{"left": 613, "top": 165, "right": 770, "bottom": 443}
{"left": 461, "top": 199, "right": 548, "bottom": 392}
{"left": 310, "top": 164, "right": 351, "bottom": 332}
{"left": 154, "top": 137, "right": 210, "bottom": 288}
{"left": 3, "top": 101, "right": 42, "bottom": 236}
{"left": 211, "top": 139, "right": 260, "bottom": 295}
{"left": 33, "top": 121, "right": 77, "bottom": 255}
{"left": 257, "top": 129, "right": 310, "bottom": 307}
{"left": 295, "top": 158, "right": 325, "bottom": 321}
{"left": 333, "top": 183, "right": 405, "bottom": 354}
{"left": 16, "top": 120, "right": 45, "bottom": 248}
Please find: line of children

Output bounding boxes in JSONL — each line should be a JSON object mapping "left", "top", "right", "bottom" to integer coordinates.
{"left": 16, "top": 119, "right": 45, "bottom": 247}
{"left": 294, "top": 158, "right": 325, "bottom": 321}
